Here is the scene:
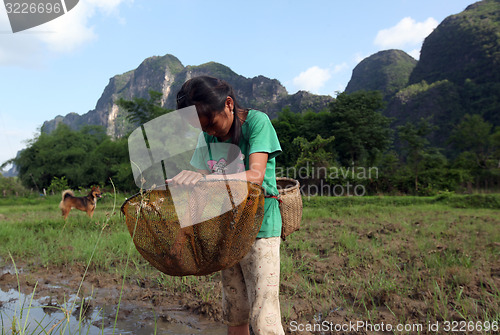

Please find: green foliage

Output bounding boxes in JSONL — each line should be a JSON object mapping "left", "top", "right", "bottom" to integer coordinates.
{"left": 272, "top": 107, "right": 304, "bottom": 168}
{"left": 449, "top": 114, "right": 496, "bottom": 168}
{"left": 116, "top": 90, "right": 172, "bottom": 126}
{"left": 416, "top": 167, "right": 472, "bottom": 196}
{"left": 397, "top": 118, "right": 436, "bottom": 155}
{"left": 397, "top": 118, "right": 440, "bottom": 193}
{"left": 394, "top": 80, "right": 432, "bottom": 103}
{"left": 14, "top": 124, "right": 135, "bottom": 192}
{"left": 492, "top": 126, "right": 500, "bottom": 163}
{"left": 292, "top": 135, "right": 336, "bottom": 178}
{"left": 434, "top": 193, "right": 500, "bottom": 209}
{"left": 270, "top": 88, "right": 497, "bottom": 195}
{"left": 272, "top": 107, "right": 335, "bottom": 169}
{"left": 452, "top": 151, "right": 480, "bottom": 170}
{"left": 328, "top": 91, "right": 393, "bottom": 165}
{"left": 0, "top": 175, "right": 28, "bottom": 196}
{"left": 47, "top": 176, "right": 69, "bottom": 194}
{"left": 462, "top": 80, "right": 500, "bottom": 126}
{"left": 274, "top": 91, "right": 393, "bottom": 168}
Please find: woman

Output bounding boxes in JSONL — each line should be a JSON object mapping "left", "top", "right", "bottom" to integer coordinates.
{"left": 171, "top": 76, "right": 285, "bottom": 335}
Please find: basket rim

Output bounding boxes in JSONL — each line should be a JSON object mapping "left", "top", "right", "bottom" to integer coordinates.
{"left": 276, "top": 177, "right": 300, "bottom": 194}
{"left": 121, "top": 179, "right": 265, "bottom": 214}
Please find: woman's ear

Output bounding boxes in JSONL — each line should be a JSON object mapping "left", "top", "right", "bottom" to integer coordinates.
{"left": 226, "top": 96, "right": 234, "bottom": 113}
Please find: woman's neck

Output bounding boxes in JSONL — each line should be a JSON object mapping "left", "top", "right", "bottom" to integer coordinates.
{"left": 217, "top": 109, "right": 248, "bottom": 142}
{"left": 237, "top": 108, "right": 249, "bottom": 124}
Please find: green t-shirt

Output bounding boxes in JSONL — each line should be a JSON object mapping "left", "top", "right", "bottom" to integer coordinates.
{"left": 190, "top": 109, "right": 282, "bottom": 238}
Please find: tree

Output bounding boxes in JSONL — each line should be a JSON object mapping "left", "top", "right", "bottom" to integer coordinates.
{"left": 272, "top": 91, "right": 393, "bottom": 170}
{"left": 299, "top": 109, "right": 332, "bottom": 141}
{"left": 492, "top": 127, "right": 500, "bottom": 168}
{"left": 271, "top": 107, "right": 303, "bottom": 168}
{"left": 448, "top": 116, "right": 500, "bottom": 191}
{"left": 116, "top": 90, "right": 172, "bottom": 126}
{"left": 293, "top": 134, "right": 336, "bottom": 177}
{"left": 0, "top": 174, "right": 27, "bottom": 196}
{"left": 448, "top": 114, "right": 494, "bottom": 168}
{"left": 13, "top": 125, "right": 134, "bottom": 191}
{"left": 397, "top": 118, "right": 439, "bottom": 193}
{"left": 328, "top": 91, "right": 393, "bottom": 166}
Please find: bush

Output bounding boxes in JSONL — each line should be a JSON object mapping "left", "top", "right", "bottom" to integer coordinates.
{"left": 47, "top": 176, "right": 70, "bottom": 195}
{"left": 434, "top": 194, "right": 500, "bottom": 209}
{"left": 0, "top": 175, "right": 28, "bottom": 196}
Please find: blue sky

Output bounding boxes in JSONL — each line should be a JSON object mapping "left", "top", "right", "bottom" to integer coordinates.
{"left": 0, "top": 0, "right": 476, "bottom": 168}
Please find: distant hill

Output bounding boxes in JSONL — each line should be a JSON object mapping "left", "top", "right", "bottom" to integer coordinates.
{"left": 345, "top": 0, "right": 500, "bottom": 151}
{"left": 345, "top": 49, "right": 417, "bottom": 99}
{"left": 40, "top": 0, "right": 500, "bottom": 157}
{"left": 409, "top": 0, "right": 500, "bottom": 86}
{"left": 41, "top": 55, "right": 333, "bottom": 138}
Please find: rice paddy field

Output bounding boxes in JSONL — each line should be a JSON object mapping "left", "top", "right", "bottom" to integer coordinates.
{"left": 0, "top": 191, "right": 499, "bottom": 334}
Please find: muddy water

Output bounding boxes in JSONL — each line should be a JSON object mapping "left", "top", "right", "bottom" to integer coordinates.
{"left": 0, "top": 287, "right": 226, "bottom": 334}
{"left": 0, "top": 287, "right": 226, "bottom": 335}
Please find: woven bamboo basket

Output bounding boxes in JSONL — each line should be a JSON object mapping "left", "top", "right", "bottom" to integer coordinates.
{"left": 121, "top": 180, "right": 265, "bottom": 276}
{"left": 276, "top": 177, "right": 303, "bottom": 240}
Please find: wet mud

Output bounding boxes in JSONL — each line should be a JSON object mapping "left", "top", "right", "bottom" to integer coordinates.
{"left": 0, "top": 264, "right": 226, "bottom": 334}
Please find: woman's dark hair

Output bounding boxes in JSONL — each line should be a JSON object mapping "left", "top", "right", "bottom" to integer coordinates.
{"left": 176, "top": 76, "right": 246, "bottom": 147}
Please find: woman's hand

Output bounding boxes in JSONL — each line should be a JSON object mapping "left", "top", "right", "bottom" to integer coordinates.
{"left": 166, "top": 170, "right": 205, "bottom": 186}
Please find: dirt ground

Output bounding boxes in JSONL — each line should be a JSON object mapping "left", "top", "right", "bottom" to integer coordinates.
{"left": 0, "top": 262, "right": 377, "bottom": 335}
{"left": 0, "top": 263, "right": 226, "bottom": 333}
{"left": 1, "top": 217, "right": 499, "bottom": 335}
{"left": 1, "top": 256, "right": 499, "bottom": 335}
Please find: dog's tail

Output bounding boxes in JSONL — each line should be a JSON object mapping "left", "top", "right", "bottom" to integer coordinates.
{"left": 59, "top": 190, "right": 74, "bottom": 209}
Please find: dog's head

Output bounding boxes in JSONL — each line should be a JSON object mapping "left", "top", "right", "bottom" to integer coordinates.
{"left": 91, "top": 186, "right": 103, "bottom": 199}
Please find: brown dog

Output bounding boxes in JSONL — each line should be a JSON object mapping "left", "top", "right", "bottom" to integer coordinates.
{"left": 59, "top": 186, "right": 102, "bottom": 219}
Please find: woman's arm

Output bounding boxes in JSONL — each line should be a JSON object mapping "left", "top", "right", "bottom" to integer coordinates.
{"left": 206, "top": 152, "right": 267, "bottom": 185}
{"left": 167, "top": 152, "right": 268, "bottom": 186}
{"left": 166, "top": 169, "right": 209, "bottom": 186}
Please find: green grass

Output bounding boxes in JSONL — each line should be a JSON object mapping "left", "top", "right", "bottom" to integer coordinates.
{"left": 280, "top": 194, "right": 500, "bottom": 332}
{"left": 0, "top": 193, "right": 135, "bottom": 271}
{"left": 0, "top": 192, "right": 499, "bottom": 334}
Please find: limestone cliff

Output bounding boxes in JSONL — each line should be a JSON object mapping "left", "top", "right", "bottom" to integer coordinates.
{"left": 42, "top": 54, "right": 332, "bottom": 136}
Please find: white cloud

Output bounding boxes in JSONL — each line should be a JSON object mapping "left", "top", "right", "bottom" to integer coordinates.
{"left": 38, "top": 2, "right": 97, "bottom": 53}
{"left": 374, "top": 17, "right": 438, "bottom": 49}
{"left": 0, "top": 0, "right": 129, "bottom": 66}
{"left": 333, "top": 62, "right": 348, "bottom": 74}
{"left": 292, "top": 66, "right": 331, "bottom": 93}
{"left": 0, "top": 9, "right": 45, "bottom": 67}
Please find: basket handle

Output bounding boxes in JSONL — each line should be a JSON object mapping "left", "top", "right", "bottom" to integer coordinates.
{"left": 222, "top": 170, "right": 238, "bottom": 227}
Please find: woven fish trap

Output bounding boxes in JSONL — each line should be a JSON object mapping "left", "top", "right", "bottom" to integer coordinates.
{"left": 276, "top": 177, "right": 303, "bottom": 240}
{"left": 121, "top": 179, "right": 265, "bottom": 276}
